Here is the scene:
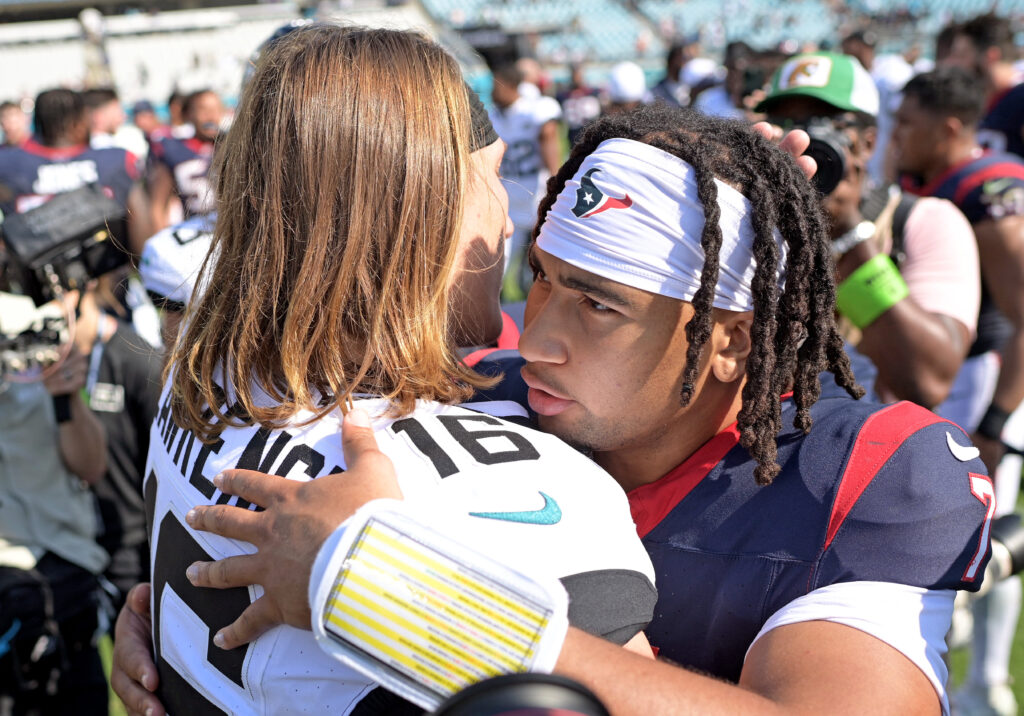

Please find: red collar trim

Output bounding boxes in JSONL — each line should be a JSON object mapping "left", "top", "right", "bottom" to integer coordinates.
{"left": 22, "top": 138, "right": 88, "bottom": 160}
{"left": 461, "top": 312, "right": 521, "bottom": 368}
{"left": 627, "top": 421, "right": 741, "bottom": 538}
{"left": 917, "top": 152, "right": 989, "bottom": 197}
{"left": 627, "top": 392, "right": 794, "bottom": 539}
{"left": 185, "top": 136, "right": 215, "bottom": 155}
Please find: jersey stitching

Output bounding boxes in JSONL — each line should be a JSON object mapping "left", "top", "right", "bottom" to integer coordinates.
{"left": 759, "top": 557, "right": 785, "bottom": 627}
{"left": 820, "top": 402, "right": 955, "bottom": 560}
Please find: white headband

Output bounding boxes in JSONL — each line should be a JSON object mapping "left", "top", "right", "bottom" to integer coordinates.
{"left": 536, "top": 137, "right": 786, "bottom": 312}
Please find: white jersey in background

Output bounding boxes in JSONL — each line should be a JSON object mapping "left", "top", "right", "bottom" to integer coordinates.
{"left": 139, "top": 213, "right": 216, "bottom": 311}
{"left": 145, "top": 380, "right": 656, "bottom": 715}
{"left": 490, "top": 95, "right": 562, "bottom": 231}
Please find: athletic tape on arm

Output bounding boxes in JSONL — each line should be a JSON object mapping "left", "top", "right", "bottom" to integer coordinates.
{"left": 309, "top": 499, "right": 569, "bottom": 710}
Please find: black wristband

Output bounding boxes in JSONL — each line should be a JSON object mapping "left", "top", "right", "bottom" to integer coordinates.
{"left": 52, "top": 394, "right": 72, "bottom": 424}
{"left": 976, "top": 403, "right": 1011, "bottom": 441}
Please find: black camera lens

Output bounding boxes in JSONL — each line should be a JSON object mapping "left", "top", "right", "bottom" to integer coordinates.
{"left": 800, "top": 119, "right": 852, "bottom": 196}
{"left": 434, "top": 673, "right": 610, "bottom": 716}
{"left": 805, "top": 137, "right": 845, "bottom": 195}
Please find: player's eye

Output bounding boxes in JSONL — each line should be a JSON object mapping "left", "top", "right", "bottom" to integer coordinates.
{"left": 583, "top": 296, "right": 614, "bottom": 314}
{"left": 529, "top": 255, "right": 545, "bottom": 281}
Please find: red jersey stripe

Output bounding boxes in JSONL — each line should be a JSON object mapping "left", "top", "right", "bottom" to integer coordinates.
{"left": 952, "top": 162, "right": 1024, "bottom": 205}
{"left": 823, "top": 401, "right": 953, "bottom": 551}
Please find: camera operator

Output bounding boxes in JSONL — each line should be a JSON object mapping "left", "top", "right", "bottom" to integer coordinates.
{"left": 757, "top": 51, "right": 980, "bottom": 410}
{"left": 0, "top": 88, "right": 149, "bottom": 258}
{"left": 0, "top": 287, "right": 110, "bottom": 714}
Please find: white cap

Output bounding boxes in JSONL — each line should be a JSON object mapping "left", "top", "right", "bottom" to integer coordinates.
{"left": 607, "top": 62, "right": 647, "bottom": 103}
{"left": 681, "top": 57, "right": 725, "bottom": 88}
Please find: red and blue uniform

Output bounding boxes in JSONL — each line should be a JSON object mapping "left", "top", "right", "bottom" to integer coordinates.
{"left": 149, "top": 135, "right": 216, "bottom": 217}
{"left": 0, "top": 137, "right": 138, "bottom": 217}
{"left": 474, "top": 354, "right": 993, "bottom": 692}
{"left": 630, "top": 396, "right": 991, "bottom": 681}
{"left": 979, "top": 83, "right": 1024, "bottom": 159}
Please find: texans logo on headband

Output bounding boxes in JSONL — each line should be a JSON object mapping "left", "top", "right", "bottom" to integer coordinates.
{"left": 571, "top": 168, "right": 634, "bottom": 218}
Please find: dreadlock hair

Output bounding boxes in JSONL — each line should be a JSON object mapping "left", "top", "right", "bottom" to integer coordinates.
{"left": 532, "top": 104, "right": 863, "bottom": 485}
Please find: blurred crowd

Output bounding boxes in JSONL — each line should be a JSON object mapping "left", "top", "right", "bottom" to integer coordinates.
{"left": 1, "top": 7, "right": 1023, "bottom": 716}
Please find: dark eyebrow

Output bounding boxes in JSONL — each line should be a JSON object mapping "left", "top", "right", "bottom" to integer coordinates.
{"left": 560, "top": 275, "right": 638, "bottom": 311}
{"left": 530, "top": 244, "right": 637, "bottom": 310}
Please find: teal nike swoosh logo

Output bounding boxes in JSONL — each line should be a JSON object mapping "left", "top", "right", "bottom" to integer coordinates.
{"left": 469, "top": 491, "right": 562, "bottom": 525}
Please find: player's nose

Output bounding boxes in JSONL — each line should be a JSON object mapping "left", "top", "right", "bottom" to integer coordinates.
{"left": 518, "top": 295, "right": 568, "bottom": 366}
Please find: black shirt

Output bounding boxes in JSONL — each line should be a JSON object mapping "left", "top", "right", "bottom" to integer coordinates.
{"left": 88, "top": 320, "right": 163, "bottom": 600}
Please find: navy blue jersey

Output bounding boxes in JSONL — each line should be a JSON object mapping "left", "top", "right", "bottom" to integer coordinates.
{"left": 629, "top": 397, "right": 993, "bottom": 682}
{"left": 150, "top": 135, "right": 216, "bottom": 217}
{"left": 918, "top": 151, "right": 1024, "bottom": 225}
{"left": 980, "top": 83, "right": 1024, "bottom": 159}
{"left": 905, "top": 151, "right": 1024, "bottom": 356}
{"left": 0, "top": 138, "right": 138, "bottom": 217}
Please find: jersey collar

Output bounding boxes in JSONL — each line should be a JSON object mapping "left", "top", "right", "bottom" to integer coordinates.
{"left": 626, "top": 393, "right": 795, "bottom": 539}
{"left": 913, "top": 150, "right": 989, "bottom": 198}
{"left": 22, "top": 137, "right": 88, "bottom": 160}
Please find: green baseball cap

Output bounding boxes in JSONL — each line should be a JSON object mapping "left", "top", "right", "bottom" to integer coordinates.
{"left": 755, "top": 52, "right": 879, "bottom": 117}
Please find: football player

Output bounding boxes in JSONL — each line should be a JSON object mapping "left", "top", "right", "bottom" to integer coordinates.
{"left": 126, "top": 105, "right": 991, "bottom": 715}
{"left": 0, "top": 88, "right": 149, "bottom": 254}
{"left": 137, "top": 212, "right": 214, "bottom": 348}
{"left": 147, "top": 89, "right": 223, "bottom": 232}
{"left": 130, "top": 26, "right": 656, "bottom": 716}
{"left": 489, "top": 61, "right": 562, "bottom": 302}
{"left": 895, "top": 66, "right": 1024, "bottom": 716}
{"left": 940, "top": 13, "right": 1024, "bottom": 160}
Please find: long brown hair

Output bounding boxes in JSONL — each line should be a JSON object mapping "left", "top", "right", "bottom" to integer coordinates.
{"left": 170, "top": 25, "right": 492, "bottom": 440}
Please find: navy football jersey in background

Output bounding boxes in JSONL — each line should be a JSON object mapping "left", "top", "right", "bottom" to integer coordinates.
{"left": 149, "top": 135, "right": 215, "bottom": 218}
{"left": 0, "top": 137, "right": 138, "bottom": 217}
{"left": 905, "top": 151, "right": 1024, "bottom": 357}
{"left": 979, "top": 83, "right": 1024, "bottom": 159}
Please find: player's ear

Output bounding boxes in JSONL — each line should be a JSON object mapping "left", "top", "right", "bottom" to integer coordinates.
{"left": 943, "top": 115, "right": 964, "bottom": 140}
{"left": 709, "top": 309, "right": 752, "bottom": 384}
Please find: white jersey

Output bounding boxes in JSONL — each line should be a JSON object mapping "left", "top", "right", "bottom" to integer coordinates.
{"left": 139, "top": 213, "right": 216, "bottom": 311}
{"left": 145, "top": 380, "right": 655, "bottom": 715}
{"left": 490, "top": 95, "right": 562, "bottom": 229}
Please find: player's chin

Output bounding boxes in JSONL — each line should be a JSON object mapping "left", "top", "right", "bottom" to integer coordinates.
{"left": 537, "top": 412, "right": 593, "bottom": 450}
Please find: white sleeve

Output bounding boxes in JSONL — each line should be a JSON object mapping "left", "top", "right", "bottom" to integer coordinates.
{"left": 746, "top": 581, "right": 954, "bottom": 716}
{"left": 139, "top": 215, "right": 215, "bottom": 307}
{"left": 534, "top": 96, "right": 562, "bottom": 125}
